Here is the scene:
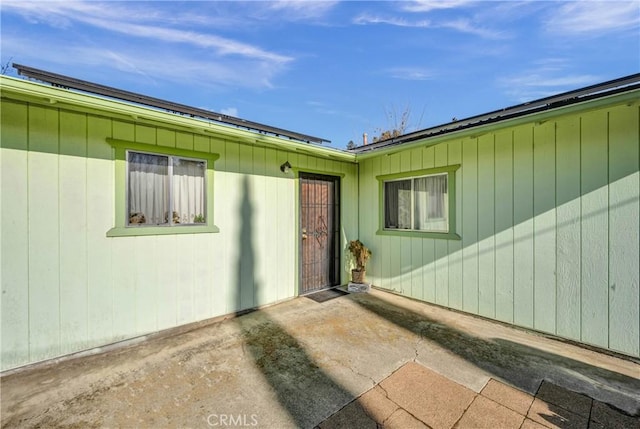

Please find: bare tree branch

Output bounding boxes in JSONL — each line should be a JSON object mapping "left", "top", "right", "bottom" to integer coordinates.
{"left": 372, "top": 103, "right": 421, "bottom": 143}
{"left": 1, "top": 58, "right": 14, "bottom": 75}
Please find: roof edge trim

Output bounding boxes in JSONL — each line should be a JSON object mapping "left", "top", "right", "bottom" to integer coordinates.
{"left": 13, "top": 63, "right": 330, "bottom": 145}
{"left": 0, "top": 75, "right": 355, "bottom": 162}
{"left": 353, "top": 73, "right": 640, "bottom": 154}
{"left": 354, "top": 87, "right": 640, "bottom": 160}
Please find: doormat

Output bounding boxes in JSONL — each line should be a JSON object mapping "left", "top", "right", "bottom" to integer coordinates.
{"left": 305, "top": 288, "right": 349, "bottom": 303}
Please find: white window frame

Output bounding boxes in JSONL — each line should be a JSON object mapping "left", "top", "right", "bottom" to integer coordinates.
{"left": 383, "top": 172, "right": 449, "bottom": 233}
{"left": 376, "top": 164, "right": 461, "bottom": 240}
{"left": 106, "top": 138, "right": 220, "bottom": 237}
{"left": 126, "top": 149, "right": 207, "bottom": 227}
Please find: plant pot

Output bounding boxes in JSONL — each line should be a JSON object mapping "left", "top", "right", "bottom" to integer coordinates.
{"left": 351, "top": 269, "right": 366, "bottom": 284}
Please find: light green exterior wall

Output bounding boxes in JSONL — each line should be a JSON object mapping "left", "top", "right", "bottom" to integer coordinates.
{"left": 0, "top": 78, "right": 358, "bottom": 370}
{"left": 2, "top": 76, "right": 639, "bottom": 370}
{"left": 358, "top": 94, "right": 640, "bottom": 358}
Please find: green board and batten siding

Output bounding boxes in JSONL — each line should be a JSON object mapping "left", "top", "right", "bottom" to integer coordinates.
{"left": 1, "top": 78, "right": 357, "bottom": 370}
{"left": 358, "top": 97, "right": 640, "bottom": 358}
{"left": 2, "top": 76, "right": 639, "bottom": 370}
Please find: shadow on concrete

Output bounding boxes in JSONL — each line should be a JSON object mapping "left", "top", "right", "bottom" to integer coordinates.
{"left": 351, "top": 292, "right": 640, "bottom": 416}
{"left": 233, "top": 176, "right": 353, "bottom": 427}
{"left": 232, "top": 174, "right": 639, "bottom": 424}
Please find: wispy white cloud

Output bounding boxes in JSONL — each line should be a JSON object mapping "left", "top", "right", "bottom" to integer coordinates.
{"left": 102, "top": 50, "right": 157, "bottom": 83}
{"left": 68, "top": 46, "right": 287, "bottom": 90}
{"left": 526, "top": 58, "right": 571, "bottom": 72}
{"left": 3, "top": 1, "right": 292, "bottom": 63}
{"left": 305, "top": 100, "right": 367, "bottom": 121}
{"left": 266, "top": 1, "right": 339, "bottom": 20}
{"left": 2, "top": 32, "right": 287, "bottom": 90}
{"left": 304, "top": 100, "right": 338, "bottom": 115}
{"left": 220, "top": 107, "right": 239, "bottom": 117}
{"left": 1, "top": 0, "right": 293, "bottom": 89}
{"left": 544, "top": 1, "right": 640, "bottom": 35}
{"left": 1, "top": 0, "right": 241, "bottom": 27}
{"left": 500, "top": 64, "right": 601, "bottom": 102}
{"left": 3, "top": 1, "right": 134, "bottom": 27}
{"left": 471, "top": 1, "right": 546, "bottom": 23}
{"left": 402, "top": 0, "right": 476, "bottom": 13}
{"left": 384, "top": 67, "right": 436, "bottom": 81}
{"left": 504, "top": 74, "right": 600, "bottom": 88}
{"left": 353, "top": 13, "right": 430, "bottom": 27}
{"left": 87, "top": 19, "right": 292, "bottom": 63}
{"left": 438, "top": 18, "right": 506, "bottom": 39}
{"left": 353, "top": 8, "right": 505, "bottom": 39}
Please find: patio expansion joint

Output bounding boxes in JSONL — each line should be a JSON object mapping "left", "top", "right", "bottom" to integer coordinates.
{"left": 376, "top": 382, "right": 391, "bottom": 400}
{"left": 368, "top": 382, "right": 428, "bottom": 428}
{"left": 325, "top": 354, "right": 379, "bottom": 388}
{"left": 411, "top": 336, "right": 422, "bottom": 362}
{"left": 381, "top": 406, "right": 426, "bottom": 428}
{"left": 586, "top": 399, "right": 594, "bottom": 426}
{"left": 353, "top": 367, "right": 379, "bottom": 389}
{"left": 450, "top": 393, "right": 481, "bottom": 429}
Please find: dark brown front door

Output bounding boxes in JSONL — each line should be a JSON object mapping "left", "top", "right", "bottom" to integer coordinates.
{"left": 300, "top": 173, "right": 340, "bottom": 294}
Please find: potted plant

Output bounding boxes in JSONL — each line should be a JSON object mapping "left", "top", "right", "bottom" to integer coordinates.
{"left": 348, "top": 239, "right": 372, "bottom": 284}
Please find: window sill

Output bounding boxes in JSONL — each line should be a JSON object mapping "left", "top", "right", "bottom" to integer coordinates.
{"left": 376, "top": 229, "right": 461, "bottom": 240}
{"left": 107, "top": 224, "right": 220, "bottom": 237}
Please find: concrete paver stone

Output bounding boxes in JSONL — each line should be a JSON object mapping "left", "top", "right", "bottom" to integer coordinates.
{"left": 535, "top": 380, "right": 593, "bottom": 418}
{"left": 318, "top": 402, "right": 376, "bottom": 429}
{"left": 480, "top": 378, "right": 535, "bottom": 415}
{"left": 520, "top": 418, "right": 553, "bottom": 429}
{"left": 589, "top": 400, "right": 640, "bottom": 429}
{"left": 454, "top": 395, "right": 525, "bottom": 429}
{"left": 383, "top": 409, "right": 429, "bottom": 429}
{"left": 527, "top": 398, "right": 589, "bottom": 429}
{"left": 380, "top": 362, "right": 476, "bottom": 429}
{"left": 357, "top": 385, "right": 399, "bottom": 423}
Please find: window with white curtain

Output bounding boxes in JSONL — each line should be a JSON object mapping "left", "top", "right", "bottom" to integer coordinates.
{"left": 384, "top": 173, "right": 448, "bottom": 232}
{"left": 127, "top": 150, "right": 206, "bottom": 226}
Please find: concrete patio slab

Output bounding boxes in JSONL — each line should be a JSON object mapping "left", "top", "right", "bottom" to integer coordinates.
{"left": 1, "top": 288, "right": 639, "bottom": 428}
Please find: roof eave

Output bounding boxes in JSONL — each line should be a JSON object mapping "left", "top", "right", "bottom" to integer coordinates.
{"left": 353, "top": 73, "right": 640, "bottom": 157}
{"left": 354, "top": 85, "right": 640, "bottom": 161}
{"left": 0, "top": 75, "right": 356, "bottom": 162}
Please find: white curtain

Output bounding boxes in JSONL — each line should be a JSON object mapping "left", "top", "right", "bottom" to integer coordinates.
{"left": 414, "top": 177, "right": 428, "bottom": 229}
{"left": 414, "top": 174, "right": 448, "bottom": 232}
{"left": 128, "top": 152, "right": 168, "bottom": 225}
{"left": 385, "top": 180, "right": 412, "bottom": 229}
{"left": 173, "top": 158, "right": 206, "bottom": 224}
{"left": 128, "top": 153, "right": 206, "bottom": 226}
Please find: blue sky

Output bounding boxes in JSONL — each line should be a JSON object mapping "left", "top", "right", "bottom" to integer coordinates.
{"left": 2, "top": 1, "right": 639, "bottom": 148}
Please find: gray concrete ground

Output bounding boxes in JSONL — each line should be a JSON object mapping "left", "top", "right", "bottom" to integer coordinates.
{"left": 1, "top": 289, "right": 639, "bottom": 428}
